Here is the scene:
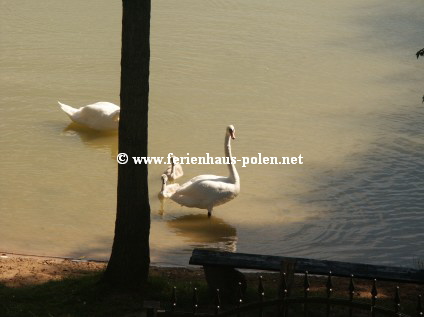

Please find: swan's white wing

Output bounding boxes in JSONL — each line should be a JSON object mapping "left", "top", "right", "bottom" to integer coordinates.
{"left": 172, "top": 164, "right": 184, "bottom": 179}
{"left": 171, "top": 177, "right": 238, "bottom": 209}
{"left": 164, "top": 163, "right": 183, "bottom": 181}
{"left": 72, "top": 102, "right": 120, "bottom": 130}
{"left": 163, "top": 183, "right": 181, "bottom": 198}
{"left": 79, "top": 102, "right": 119, "bottom": 116}
{"left": 86, "top": 102, "right": 120, "bottom": 113}
{"left": 182, "top": 174, "right": 223, "bottom": 186}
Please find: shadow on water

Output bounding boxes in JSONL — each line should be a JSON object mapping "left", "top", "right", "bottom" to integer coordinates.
{"left": 62, "top": 123, "right": 118, "bottom": 158}
{"left": 267, "top": 105, "right": 424, "bottom": 266}
{"left": 167, "top": 214, "right": 238, "bottom": 252}
{"left": 66, "top": 236, "right": 113, "bottom": 261}
{"left": 354, "top": 1, "right": 424, "bottom": 52}
{"left": 63, "top": 215, "right": 238, "bottom": 264}
{"left": 244, "top": 2, "right": 424, "bottom": 267}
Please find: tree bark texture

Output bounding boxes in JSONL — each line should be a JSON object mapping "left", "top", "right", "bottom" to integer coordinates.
{"left": 103, "top": 0, "right": 151, "bottom": 290}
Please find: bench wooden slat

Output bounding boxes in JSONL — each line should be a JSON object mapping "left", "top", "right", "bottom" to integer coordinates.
{"left": 189, "top": 249, "right": 424, "bottom": 284}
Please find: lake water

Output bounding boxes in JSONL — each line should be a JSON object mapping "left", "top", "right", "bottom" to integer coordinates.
{"left": 1, "top": 0, "right": 423, "bottom": 267}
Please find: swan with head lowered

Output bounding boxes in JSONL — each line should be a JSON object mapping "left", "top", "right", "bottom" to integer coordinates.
{"left": 170, "top": 125, "right": 240, "bottom": 217}
{"left": 58, "top": 101, "right": 120, "bottom": 131}
{"left": 158, "top": 174, "right": 181, "bottom": 210}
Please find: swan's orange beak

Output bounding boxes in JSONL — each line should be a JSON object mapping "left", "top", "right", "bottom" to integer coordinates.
{"left": 230, "top": 130, "right": 236, "bottom": 140}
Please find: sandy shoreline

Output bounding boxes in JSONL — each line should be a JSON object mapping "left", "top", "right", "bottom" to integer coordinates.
{"left": 0, "top": 252, "right": 205, "bottom": 288}
{"left": 0, "top": 252, "right": 106, "bottom": 287}
{"left": 1, "top": 251, "right": 422, "bottom": 303}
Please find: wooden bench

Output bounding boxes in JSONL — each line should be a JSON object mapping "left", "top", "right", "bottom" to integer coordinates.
{"left": 189, "top": 249, "right": 424, "bottom": 287}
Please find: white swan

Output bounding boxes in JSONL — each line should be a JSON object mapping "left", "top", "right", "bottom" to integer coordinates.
{"left": 163, "top": 155, "right": 184, "bottom": 182}
{"left": 158, "top": 174, "right": 181, "bottom": 200}
{"left": 170, "top": 125, "right": 240, "bottom": 217}
{"left": 158, "top": 174, "right": 181, "bottom": 210}
{"left": 58, "top": 101, "right": 120, "bottom": 131}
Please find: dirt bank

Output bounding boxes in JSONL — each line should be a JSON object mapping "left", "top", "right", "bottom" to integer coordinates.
{"left": 1, "top": 252, "right": 422, "bottom": 303}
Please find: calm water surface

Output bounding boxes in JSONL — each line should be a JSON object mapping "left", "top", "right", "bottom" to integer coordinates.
{"left": 1, "top": 0, "right": 423, "bottom": 267}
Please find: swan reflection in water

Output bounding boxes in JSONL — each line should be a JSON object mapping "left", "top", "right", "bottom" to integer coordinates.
{"left": 62, "top": 123, "right": 118, "bottom": 158}
{"left": 167, "top": 214, "right": 238, "bottom": 252}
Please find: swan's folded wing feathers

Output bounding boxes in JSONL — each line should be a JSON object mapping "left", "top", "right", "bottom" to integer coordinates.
{"left": 176, "top": 177, "right": 226, "bottom": 195}
{"left": 171, "top": 178, "right": 235, "bottom": 208}
{"left": 163, "top": 183, "right": 180, "bottom": 197}
{"left": 186, "top": 174, "right": 223, "bottom": 184}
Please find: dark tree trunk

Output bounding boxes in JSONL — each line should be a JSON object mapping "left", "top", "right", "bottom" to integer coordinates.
{"left": 103, "top": 0, "right": 151, "bottom": 290}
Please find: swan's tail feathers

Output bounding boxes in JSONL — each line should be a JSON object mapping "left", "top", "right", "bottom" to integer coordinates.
{"left": 58, "top": 101, "right": 78, "bottom": 118}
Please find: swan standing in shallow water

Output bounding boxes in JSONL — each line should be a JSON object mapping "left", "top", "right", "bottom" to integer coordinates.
{"left": 158, "top": 174, "right": 181, "bottom": 209}
{"left": 170, "top": 125, "right": 240, "bottom": 217}
{"left": 58, "top": 101, "right": 120, "bottom": 131}
{"left": 163, "top": 155, "right": 184, "bottom": 182}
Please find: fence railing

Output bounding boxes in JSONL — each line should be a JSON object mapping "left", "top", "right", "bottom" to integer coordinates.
{"left": 148, "top": 271, "right": 423, "bottom": 317}
{"left": 189, "top": 250, "right": 424, "bottom": 284}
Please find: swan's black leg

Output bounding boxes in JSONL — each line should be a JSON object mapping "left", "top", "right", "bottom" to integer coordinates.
{"left": 208, "top": 209, "right": 212, "bottom": 217}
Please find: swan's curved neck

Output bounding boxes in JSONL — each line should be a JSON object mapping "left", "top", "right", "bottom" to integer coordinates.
{"left": 225, "top": 135, "right": 239, "bottom": 184}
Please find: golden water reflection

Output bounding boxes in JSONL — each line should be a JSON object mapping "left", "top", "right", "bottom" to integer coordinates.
{"left": 167, "top": 214, "right": 238, "bottom": 252}
{"left": 62, "top": 124, "right": 118, "bottom": 158}
{"left": 1, "top": 0, "right": 423, "bottom": 266}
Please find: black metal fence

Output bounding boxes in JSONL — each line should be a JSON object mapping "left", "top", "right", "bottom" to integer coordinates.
{"left": 149, "top": 271, "right": 423, "bottom": 317}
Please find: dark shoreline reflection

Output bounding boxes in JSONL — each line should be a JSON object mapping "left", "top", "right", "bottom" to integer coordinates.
{"left": 167, "top": 214, "right": 238, "bottom": 252}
